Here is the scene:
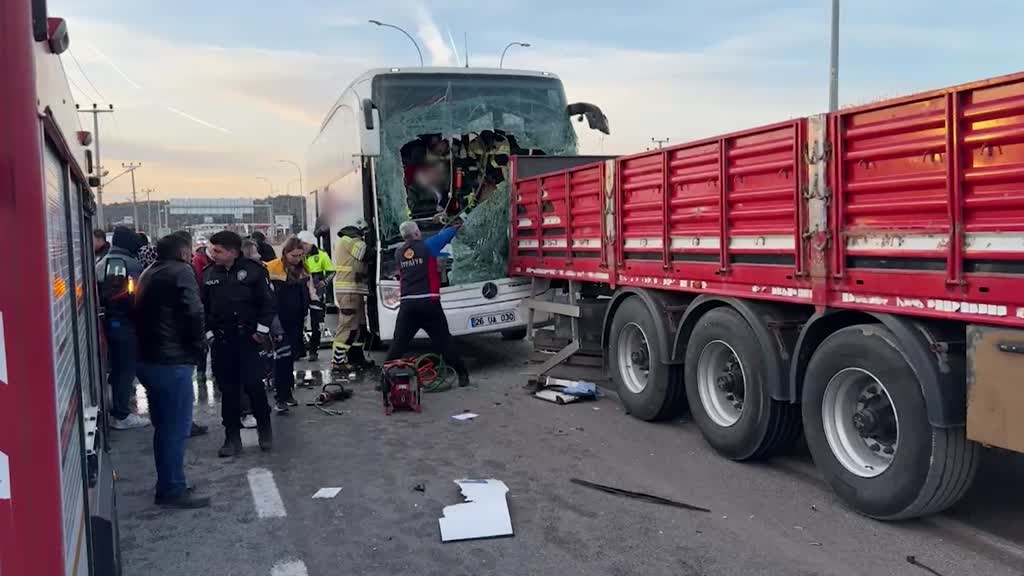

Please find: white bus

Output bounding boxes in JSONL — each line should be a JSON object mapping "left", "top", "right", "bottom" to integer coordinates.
{"left": 307, "top": 67, "right": 608, "bottom": 341}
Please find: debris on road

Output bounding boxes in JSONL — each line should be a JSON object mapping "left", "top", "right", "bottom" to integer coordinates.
{"left": 533, "top": 377, "right": 600, "bottom": 405}
{"left": 906, "top": 556, "right": 947, "bottom": 576}
{"left": 312, "top": 487, "right": 342, "bottom": 499}
{"left": 438, "top": 479, "right": 514, "bottom": 542}
{"left": 569, "top": 478, "right": 710, "bottom": 513}
{"left": 534, "top": 389, "right": 580, "bottom": 404}
{"left": 413, "top": 483, "right": 425, "bottom": 493}
{"left": 451, "top": 412, "right": 479, "bottom": 421}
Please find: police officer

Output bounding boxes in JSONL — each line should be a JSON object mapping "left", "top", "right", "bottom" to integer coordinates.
{"left": 384, "top": 220, "right": 469, "bottom": 387}
{"left": 298, "top": 230, "right": 334, "bottom": 360}
{"left": 332, "top": 219, "right": 371, "bottom": 374}
{"left": 201, "top": 231, "right": 276, "bottom": 456}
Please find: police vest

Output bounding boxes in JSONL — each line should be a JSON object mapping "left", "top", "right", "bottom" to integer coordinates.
{"left": 396, "top": 239, "right": 439, "bottom": 300}
{"left": 334, "top": 235, "right": 368, "bottom": 294}
{"left": 304, "top": 248, "right": 334, "bottom": 276}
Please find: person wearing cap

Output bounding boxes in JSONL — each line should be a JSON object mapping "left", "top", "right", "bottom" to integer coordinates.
{"left": 332, "top": 219, "right": 372, "bottom": 374}
{"left": 298, "top": 230, "right": 334, "bottom": 360}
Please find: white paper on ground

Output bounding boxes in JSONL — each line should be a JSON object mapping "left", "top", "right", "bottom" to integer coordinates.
{"left": 439, "top": 479, "right": 513, "bottom": 542}
{"left": 312, "top": 487, "right": 343, "bottom": 499}
{"left": 451, "top": 412, "right": 479, "bottom": 421}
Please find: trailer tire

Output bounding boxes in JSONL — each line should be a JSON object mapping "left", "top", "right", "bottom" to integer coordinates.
{"left": 802, "top": 325, "right": 978, "bottom": 519}
{"left": 684, "top": 307, "right": 800, "bottom": 460}
{"left": 609, "top": 297, "right": 684, "bottom": 421}
{"left": 501, "top": 327, "right": 528, "bottom": 341}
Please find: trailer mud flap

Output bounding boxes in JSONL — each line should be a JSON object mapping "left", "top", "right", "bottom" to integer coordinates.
{"left": 967, "top": 325, "right": 1024, "bottom": 452}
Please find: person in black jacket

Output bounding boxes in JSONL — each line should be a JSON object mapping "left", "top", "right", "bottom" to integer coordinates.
{"left": 251, "top": 231, "right": 277, "bottom": 263}
{"left": 134, "top": 234, "right": 210, "bottom": 509}
{"left": 266, "top": 236, "right": 317, "bottom": 412}
{"left": 202, "top": 230, "right": 276, "bottom": 456}
{"left": 97, "top": 226, "right": 151, "bottom": 430}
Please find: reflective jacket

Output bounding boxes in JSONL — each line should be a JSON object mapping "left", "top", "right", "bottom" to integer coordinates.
{"left": 267, "top": 258, "right": 314, "bottom": 333}
{"left": 333, "top": 235, "right": 368, "bottom": 295}
{"left": 304, "top": 246, "right": 334, "bottom": 276}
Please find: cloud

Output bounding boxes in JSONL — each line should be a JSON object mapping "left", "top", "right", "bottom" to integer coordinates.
{"left": 414, "top": 3, "right": 454, "bottom": 66}
{"left": 63, "top": 16, "right": 380, "bottom": 197}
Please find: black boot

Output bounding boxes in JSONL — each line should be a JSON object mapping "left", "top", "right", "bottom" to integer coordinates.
{"left": 189, "top": 422, "right": 208, "bottom": 437}
{"left": 257, "top": 420, "right": 273, "bottom": 452}
{"left": 155, "top": 492, "right": 211, "bottom": 509}
{"left": 217, "top": 429, "right": 242, "bottom": 458}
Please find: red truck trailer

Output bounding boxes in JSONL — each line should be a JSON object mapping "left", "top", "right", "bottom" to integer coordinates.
{"left": 510, "top": 70, "right": 1024, "bottom": 520}
{"left": 1, "top": 2, "right": 121, "bottom": 574}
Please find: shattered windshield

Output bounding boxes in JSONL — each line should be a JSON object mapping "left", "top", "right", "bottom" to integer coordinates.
{"left": 372, "top": 73, "right": 577, "bottom": 284}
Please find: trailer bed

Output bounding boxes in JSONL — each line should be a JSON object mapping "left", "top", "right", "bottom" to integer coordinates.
{"left": 510, "top": 71, "right": 1024, "bottom": 328}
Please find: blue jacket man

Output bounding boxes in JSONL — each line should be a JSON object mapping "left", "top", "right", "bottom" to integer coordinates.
{"left": 384, "top": 221, "right": 469, "bottom": 387}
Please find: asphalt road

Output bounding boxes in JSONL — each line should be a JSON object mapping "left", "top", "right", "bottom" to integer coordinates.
{"left": 111, "top": 334, "right": 1024, "bottom": 576}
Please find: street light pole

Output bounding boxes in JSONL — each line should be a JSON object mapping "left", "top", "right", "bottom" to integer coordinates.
{"left": 499, "top": 42, "right": 531, "bottom": 68}
{"left": 278, "top": 159, "right": 303, "bottom": 199}
{"left": 368, "top": 20, "right": 424, "bottom": 66}
{"left": 122, "top": 162, "right": 142, "bottom": 228}
{"left": 828, "top": 0, "right": 840, "bottom": 112}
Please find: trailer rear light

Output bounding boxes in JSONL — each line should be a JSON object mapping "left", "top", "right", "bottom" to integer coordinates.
{"left": 381, "top": 286, "right": 401, "bottom": 309}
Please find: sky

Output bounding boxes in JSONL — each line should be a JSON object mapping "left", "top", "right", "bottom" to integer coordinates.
{"left": 47, "top": 0, "right": 1024, "bottom": 202}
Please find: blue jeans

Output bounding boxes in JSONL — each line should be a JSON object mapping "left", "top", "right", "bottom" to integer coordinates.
{"left": 105, "top": 321, "right": 138, "bottom": 420}
{"left": 137, "top": 363, "right": 194, "bottom": 498}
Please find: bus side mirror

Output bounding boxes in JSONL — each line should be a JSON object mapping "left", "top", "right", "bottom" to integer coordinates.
{"left": 361, "top": 99, "right": 381, "bottom": 157}
{"left": 566, "top": 103, "right": 610, "bottom": 135}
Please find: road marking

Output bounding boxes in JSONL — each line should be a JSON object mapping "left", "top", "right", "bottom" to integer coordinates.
{"left": 271, "top": 560, "right": 308, "bottom": 576}
{"left": 248, "top": 468, "right": 286, "bottom": 518}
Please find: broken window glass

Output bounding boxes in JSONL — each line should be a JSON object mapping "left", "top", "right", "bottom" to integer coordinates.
{"left": 372, "top": 74, "right": 578, "bottom": 284}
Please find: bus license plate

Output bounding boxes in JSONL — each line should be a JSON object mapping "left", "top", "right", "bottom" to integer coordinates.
{"left": 470, "top": 311, "right": 516, "bottom": 328}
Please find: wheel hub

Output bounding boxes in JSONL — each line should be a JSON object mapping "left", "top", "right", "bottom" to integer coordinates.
{"left": 852, "top": 396, "right": 896, "bottom": 440}
{"left": 696, "top": 340, "right": 746, "bottom": 428}
{"left": 630, "top": 349, "right": 649, "bottom": 370}
{"left": 821, "top": 368, "right": 900, "bottom": 478}
{"left": 617, "top": 323, "right": 651, "bottom": 395}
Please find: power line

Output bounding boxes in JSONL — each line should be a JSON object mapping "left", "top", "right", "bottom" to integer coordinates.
{"left": 66, "top": 75, "right": 93, "bottom": 102}
{"left": 67, "top": 48, "right": 106, "bottom": 102}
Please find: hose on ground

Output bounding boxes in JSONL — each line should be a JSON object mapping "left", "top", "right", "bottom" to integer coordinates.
{"left": 414, "top": 354, "right": 457, "bottom": 393}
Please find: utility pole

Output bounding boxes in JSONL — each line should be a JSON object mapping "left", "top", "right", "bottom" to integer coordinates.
{"left": 122, "top": 162, "right": 142, "bottom": 228}
{"left": 143, "top": 187, "right": 155, "bottom": 233}
{"left": 76, "top": 103, "right": 114, "bottom": 227}
{"left": 828, "top": 0, "right": 840, "bottom": 112}
{"left": 651, "top": 137, "right": 670, "bottom": 150}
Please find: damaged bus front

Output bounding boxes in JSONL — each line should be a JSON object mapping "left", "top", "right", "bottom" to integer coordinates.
{"left": 308, "top": 67, "right": 607, "bottom": 341}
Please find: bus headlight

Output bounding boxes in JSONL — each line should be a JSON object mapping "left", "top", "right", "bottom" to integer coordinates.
{"left": 380, "top": 286, "right": 401, "bottom": 309}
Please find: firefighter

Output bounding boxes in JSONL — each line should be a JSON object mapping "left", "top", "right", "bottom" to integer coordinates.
{"left": 298, "top": 230, "right": 334, "bottom": 360}
{"left": 332, "top": 219, "right": 371, "bottom": 375}
{"left": 201, "top": 231, "right": 275, "bottom": 457}
{"left": 384, "top": 220, "right": 469, "bottom": 387}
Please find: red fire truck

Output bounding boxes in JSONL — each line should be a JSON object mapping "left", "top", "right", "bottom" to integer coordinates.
{"left": 1, "top": 2, "right": 121, "bottom": 574}
{"left": 512, "top": 71, "right": 1024, "bottom": 519}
